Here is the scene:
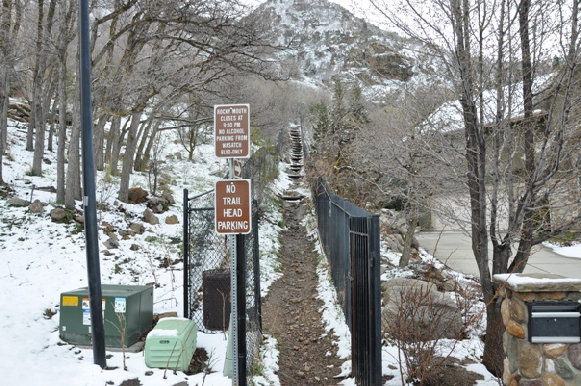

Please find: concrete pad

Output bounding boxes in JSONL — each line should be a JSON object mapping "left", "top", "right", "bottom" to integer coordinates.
{"left": 416, "top": 231, "right": 581, "bottom": 279}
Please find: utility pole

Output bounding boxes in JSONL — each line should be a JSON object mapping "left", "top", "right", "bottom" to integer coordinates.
{"left": 79, "top": 0, "right": 106, "bottom": 368}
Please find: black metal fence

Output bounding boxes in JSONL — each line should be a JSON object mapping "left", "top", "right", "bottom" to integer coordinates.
{"left": 313, "top": 178, "right": 381, "bottom": 386}
{"left": 182, "top": 188, "right": 261, "bottom": 385}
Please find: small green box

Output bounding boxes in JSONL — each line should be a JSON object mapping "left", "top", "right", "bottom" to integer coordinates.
{"left": 59, "top": 284, "right": 153, "bottom": 348}
{"left": 145, "top": 317, "right": 198, "bottom": 371}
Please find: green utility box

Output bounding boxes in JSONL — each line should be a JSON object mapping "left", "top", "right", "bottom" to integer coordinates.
{"left": 59, "top": 284, "right": 153, "bottom": 348}
{"left": 145, "top": 317, "right": 197, "bottom": 371}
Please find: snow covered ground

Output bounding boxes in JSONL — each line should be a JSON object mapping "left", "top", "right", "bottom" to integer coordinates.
{"left": 0, "top": 117, "right": 504, "bottom": 385}
{"left": 544, "top": 242, "right": 581, "bottom": 259}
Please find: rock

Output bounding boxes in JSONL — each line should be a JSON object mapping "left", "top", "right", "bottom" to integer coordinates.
{"left": 554, "top": 357, "right": 575, "bottom": 379}
{"left": 501, "top": 299, "right": 511, "bottom": 326}
{"left": 105, "top": 232, "right": 119, "bottom": 242}
{"left": 103, "top": 238, "right": 119, "bottom": 250}
{"left": 50, "top": 207, "right": 72, "bottom": 223}
{"left": 509, "top": 297, "right": 527, "bottom": 323}
{"left": 517, "top": 340, "right": 542, "bottom": 379}
{"left": 129, "top": 222, "right": 144, "bottom": 234}
{"left": 130, "top": 244, "right": 140, "bottom": 251}
{"left": 8, "top": 197, "right": 30, "bottom": 207}
{"left": 127, "top": 187, "right": 148, "bottom": 204}
{"left": 518, "top": 379, "right": 542, "bottom": 386}
{"left": 147, "top": 196, "right": 168, "bottom": 214}
{"left": 381, "top": 278, "right": 463, "bottom": 341}
{"left": 161, "top": 191, "right": 175, "bottom": 206}
{"left": 28, "top": 200, "right": 44, "bottom": 214}
{"left": 380, "top": 208, "right": 407, "bottom": 233}
{"left": 543, "top": 344, "right": 568, "bottom": 358}
{"left": 75, "top": 215, "right": 84, "bottom": 225}
{"left": 383, "top": 234, "right": 403, "bottom": 253}
{"left": 165, "top": 215, "right": 179, "bottom": 225}
{"left": 506, "top": 320, "right": 525, "bottom": 339}
{"left": 542, "top": 373, "right": 566, "bottom": 386}
{"left": 143, "top": 208, "right": 159, "bottom": 225}
{"left": 568, "top": 344, "right": 581, "bottom": 369}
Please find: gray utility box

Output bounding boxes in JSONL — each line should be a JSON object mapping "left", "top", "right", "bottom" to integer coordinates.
{"left": 528, "top": 302, "right": 581, "bottom": 343}
{"left": 59, "top": 284, "right": 153, "bottom": 348}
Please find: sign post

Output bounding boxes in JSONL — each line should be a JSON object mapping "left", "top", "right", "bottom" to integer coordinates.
{"left": 214, "top": 103, "right": 251, "bottom": 386}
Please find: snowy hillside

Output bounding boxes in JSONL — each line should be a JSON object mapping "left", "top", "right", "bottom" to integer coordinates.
{"left": 0, "top": 116, "right": 280, "bottom": 385}
{"left": 252, "top": 0, "right": 444, "bottom": 102}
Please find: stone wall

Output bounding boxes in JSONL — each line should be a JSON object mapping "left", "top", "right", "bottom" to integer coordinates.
{"left": 494, "top": 273, "right": 581, "bottom": 385}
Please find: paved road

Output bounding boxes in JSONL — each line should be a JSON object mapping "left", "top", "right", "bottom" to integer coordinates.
{"left": 416, "top": 231, "right": 581, "bottom": 279}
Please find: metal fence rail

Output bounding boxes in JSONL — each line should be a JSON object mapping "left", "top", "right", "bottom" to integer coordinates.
{"left": 313, "top": 178, "right": 381, "bottom": 386}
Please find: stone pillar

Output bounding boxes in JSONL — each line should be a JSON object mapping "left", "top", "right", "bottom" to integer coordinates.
{"left": 494, "top": 273, "right": 581, "bottom": 386}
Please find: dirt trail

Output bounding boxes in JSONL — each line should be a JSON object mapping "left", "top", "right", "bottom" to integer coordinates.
{"left": 261, "top": 126, "right": 345, "bottom": 384}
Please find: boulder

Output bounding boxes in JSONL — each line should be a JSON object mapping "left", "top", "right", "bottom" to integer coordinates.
{"left": 381, "top": 278, "right": 464, "bottom": 341}
{"left": 165, "top": 215, "right": 179, "bottom": 225}
{"left": 129, "top": 222, "right": 144, "bottom": 234}
{"left": 8, "top": 197, "right": 30, "bottom": 207}
{"left": 161, "top": 191, "right": 175, "bottom": 206}
{"left": 103, "top": 237, "right": 119, "bottom": 250}
{"left": 28, "top": 200, "right": 44, "bottom": 214}
{"left": 50, "top": 207, "right": 72, "bottom": 223}
{"left": 127, "top": 187, "right": 148, "bottom": 204}
{"left": 147, "top": 196, "right": 169, "bottom": 214}
{"left": 143, "top": 208, "right": 159, "bottom": 225}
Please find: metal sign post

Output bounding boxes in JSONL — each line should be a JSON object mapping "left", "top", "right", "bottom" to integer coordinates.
{"left": 214, "top": 104, "right": 251, "bottom": 386}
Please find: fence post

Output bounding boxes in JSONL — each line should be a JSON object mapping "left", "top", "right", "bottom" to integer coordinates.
{"left": 368, "top": 214, "right": 381, "bottom": 386}
{"left": 183, "top": 188, "right": 189, "bottom": 319}
{"left": 236, "top": 234, "right": 247, "bottom": 386}
{"left": 252, "top": 208, "right": 262, "bottom": 330}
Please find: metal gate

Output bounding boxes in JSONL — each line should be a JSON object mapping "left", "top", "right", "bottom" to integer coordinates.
{"left": 182, "top": 188, "right": 261, "bottom": 383}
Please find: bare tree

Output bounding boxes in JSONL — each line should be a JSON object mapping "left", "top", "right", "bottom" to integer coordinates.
{"left": 370, "top": 0, "right": 581, "bottom": 374}
{"left": 0, "top": 0, "right": 24, "bottom": 184}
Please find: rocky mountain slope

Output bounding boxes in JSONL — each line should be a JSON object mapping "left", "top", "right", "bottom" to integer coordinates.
{"left": 252, "top": 0, "right": 443, "bottom": 102}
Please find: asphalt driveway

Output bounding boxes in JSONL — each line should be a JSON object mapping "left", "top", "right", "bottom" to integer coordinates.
{"left": 416, "top": 231, "right": 581, "bottom": 279}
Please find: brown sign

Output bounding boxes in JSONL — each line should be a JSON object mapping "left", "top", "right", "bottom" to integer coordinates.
{"left": 214, "top": 104, "right": 250, "bottom": 158}
{"left": 215, "top": 179, "right": 252, "bottom": 234}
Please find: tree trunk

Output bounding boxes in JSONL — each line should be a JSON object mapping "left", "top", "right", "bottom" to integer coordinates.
{"left": 55, "top": 0, "right": 75, "bottom": 203}
{"left": 400, "top": 177, "right": 418, "bottom": 267}
{"left": 31, "top": 0, "right": 56, "bottom": 176}
{"left": 65, "top": 101, "right": 81, "bottom": 209}
{"left": 31, "top": 98, "right": 46, "bottom": 176}
{"left": 56, "top": 53, "right": 67, "bottom": 204}
{"left": 481, "top": 301, "right": 505, "bottom": 377}
{"left": 0, "top": 0, "right": 10, "bottom": 183}
{"left": 108, "top": 115, "right": 123, "bottom": 175}
{"left": 133, "top": 117, "right": 152, "bottom": 172}
{"left": 117, "top": 112, "right": 141, "bottom": 202}
{"left": 93, "top": 114, "right": 107, "bottom": 171}
{"left": 140, "top": 121, "right": 160, "bottom": 170}
{"left": 0, "top": 54, "right": 6, "bottom": 184}
{"left": 47, "top": 97, "right": 56, "bottom": 152}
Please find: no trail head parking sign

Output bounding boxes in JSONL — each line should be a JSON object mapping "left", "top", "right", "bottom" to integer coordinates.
{"left": 214, "top": 104, "right": 250, "bottom": 158}
{"left": 215, "top": 179, "right": 252, "bottom": 234}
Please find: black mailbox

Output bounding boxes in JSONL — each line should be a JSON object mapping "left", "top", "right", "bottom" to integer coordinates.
{"left": 528, "top": 302, "right": 581, "bottom": 343}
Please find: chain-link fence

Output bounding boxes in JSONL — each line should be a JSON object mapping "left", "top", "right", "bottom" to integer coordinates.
{"left": 182, "top": 188, "right": 261, "bottom": 385}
